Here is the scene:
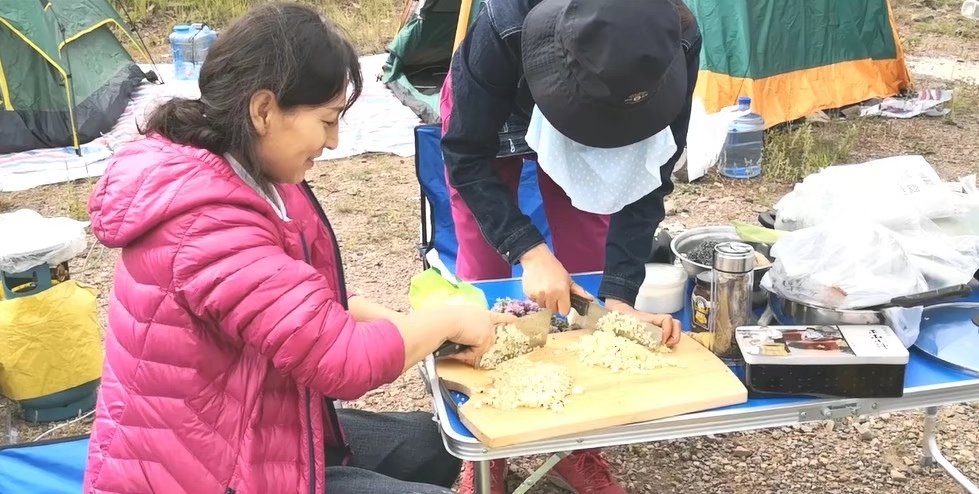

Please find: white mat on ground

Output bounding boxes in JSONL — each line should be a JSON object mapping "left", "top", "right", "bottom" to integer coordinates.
{"left": 0, "top": 54, "right": 420, "bottom": 193}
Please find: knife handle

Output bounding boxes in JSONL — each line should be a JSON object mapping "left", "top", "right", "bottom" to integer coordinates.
{"left": 569, "top": 294, "right": 592, "bottom": 315}
{"left": 434, "top": 341, "right": 467, "bottom": 358}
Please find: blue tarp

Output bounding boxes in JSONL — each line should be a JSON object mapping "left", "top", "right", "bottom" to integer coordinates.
{"left": 0, "top": 435, "right": 89, "bottom": 493}
{"left": 414, "top": 124, "right": 552, "bottom": 277}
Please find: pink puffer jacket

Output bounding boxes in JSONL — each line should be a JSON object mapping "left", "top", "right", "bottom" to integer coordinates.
{"left": 83, "top": 135, "right": 406, "bottom": 494}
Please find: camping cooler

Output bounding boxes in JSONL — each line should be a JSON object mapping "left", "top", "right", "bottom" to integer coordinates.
{"left": 734, "top": 325, "right": 909, "bottom": 398}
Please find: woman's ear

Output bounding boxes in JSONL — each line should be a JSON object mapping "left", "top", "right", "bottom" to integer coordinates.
{"left": 249, "top": 90, "right": 278, "bottom": 136}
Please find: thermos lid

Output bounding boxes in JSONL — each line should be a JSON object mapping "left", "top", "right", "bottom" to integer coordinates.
{"left": 712, "top": 241, "right": 755, "bottom": 273}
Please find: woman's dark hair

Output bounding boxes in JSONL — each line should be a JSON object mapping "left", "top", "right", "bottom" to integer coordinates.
{"left": 143, "top": 3, "right": 362, "bottom": 189}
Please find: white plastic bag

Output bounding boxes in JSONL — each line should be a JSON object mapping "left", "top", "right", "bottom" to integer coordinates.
{"left": 881, "top": 306, "right": 924, "bottom": 349}
{"left": 0, "top": 209, "right": 88, "bottom": 273}
{"left": 761, "top": 223, "right": 929, "bottom": 309}
{"left": 773, "top": 156, "right": 967, "bottom": 231}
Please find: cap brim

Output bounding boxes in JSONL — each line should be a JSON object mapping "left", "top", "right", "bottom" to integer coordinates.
{"left": 522, "top": 0, "right": 688, "bottom": 149}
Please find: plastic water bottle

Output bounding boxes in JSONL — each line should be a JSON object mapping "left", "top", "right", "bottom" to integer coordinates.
{"left": 720, "top": 96, "right": 765, "bottom": 179}
{"left": 169, "top": 25, "right": 195, "bottom": 80}
{"left": 169, "top": 24, "right": 217, "bottom": 80}
{"left": 188, "top": 23, "right": 218, "bottom": 78}
{"left": 963, "top": 0, "right": 979, "bottom": 19}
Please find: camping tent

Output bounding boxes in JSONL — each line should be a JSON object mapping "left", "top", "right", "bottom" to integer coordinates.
{"left": 0, "top": 0, "right": 148, "bottom": 154}
{"left": 383, "top": 0, "right": 911, "bottom": 129}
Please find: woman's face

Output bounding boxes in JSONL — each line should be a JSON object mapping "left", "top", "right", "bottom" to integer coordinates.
{"left": 249, "top": 90, "right": 347, "bottom": 184}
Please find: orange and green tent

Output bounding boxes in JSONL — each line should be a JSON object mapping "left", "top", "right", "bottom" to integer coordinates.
{"left": 687, "top": 0, "right": 912, "bottom": 128}
{"left": 383, "top": 0, "right": 912, "bottom": 129}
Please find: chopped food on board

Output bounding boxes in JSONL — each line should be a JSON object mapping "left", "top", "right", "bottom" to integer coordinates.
{"left": 572, "top": 312, "right": 678, "bottom": 373}
{"left": 477, "top": 323, "right": 533, "bottom": 369}
{"left": 469, "top": 355, "right": 576, "bottom": 412}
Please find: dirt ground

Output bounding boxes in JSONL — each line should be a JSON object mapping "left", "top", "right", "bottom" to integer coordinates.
{"left": 2, "top": 1, "right": 979, "bottom": 493}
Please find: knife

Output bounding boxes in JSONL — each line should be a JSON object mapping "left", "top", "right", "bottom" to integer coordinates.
{"left": 433, "top": 309, "right": 553, "bottom": 365}
{"left": 569, "top": 293, "right": 665, "bottom": 348}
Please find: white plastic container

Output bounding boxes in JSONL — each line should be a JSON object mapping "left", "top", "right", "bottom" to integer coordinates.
{"left": 963, "top": 0, "right": 979, "bottom": 19}
{"left": 635, "top": 263, "right": 687, "bottom": 314}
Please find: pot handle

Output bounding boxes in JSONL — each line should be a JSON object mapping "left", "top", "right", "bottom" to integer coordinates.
{"left": 758, "top": 211, "right": 777, "bottom": 229}
{"left": 888, "top": 284, "right": 973, "bottom": 308}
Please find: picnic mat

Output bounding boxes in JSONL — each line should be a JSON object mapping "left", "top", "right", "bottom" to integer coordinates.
{"left": 0, "top": 55, "right": 420, "bottom": 193}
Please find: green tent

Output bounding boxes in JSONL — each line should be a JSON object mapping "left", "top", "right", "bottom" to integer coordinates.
{"left": 383, "top": 0, "right": 910, "bottom": 128}
{"left": 383, "top": 0, "right": 483, "bottom": 124}
{"left": 0, "top": 0, "right": 148, "bottom": 154}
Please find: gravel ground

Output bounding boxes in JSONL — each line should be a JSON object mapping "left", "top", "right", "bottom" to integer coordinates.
{"left": 2, "top": 1, "right": 979, "bottom": 492}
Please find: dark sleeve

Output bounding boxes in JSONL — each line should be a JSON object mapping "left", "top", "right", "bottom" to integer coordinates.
{"left": 599, "top": 36, "right": 703, "bottom": 306}
{"left": 440, "top": 11, "right": 546, "bottom": 265}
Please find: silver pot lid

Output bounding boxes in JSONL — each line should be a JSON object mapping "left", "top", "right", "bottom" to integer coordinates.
{"left": 914, "top": 303, "right": 979, "bottom": 375}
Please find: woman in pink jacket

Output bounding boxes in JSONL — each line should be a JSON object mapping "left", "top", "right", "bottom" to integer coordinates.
{"left": 83, "top": 4, "right": 507, "bottom": 493}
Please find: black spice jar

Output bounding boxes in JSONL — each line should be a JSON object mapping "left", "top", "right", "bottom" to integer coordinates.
{"left": 692, "top": 271, "right": 712, "bottom": 333}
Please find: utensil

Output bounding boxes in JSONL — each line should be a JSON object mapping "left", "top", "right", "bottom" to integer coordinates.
{"left": 914, "top": 303, "right": 979, "bottom": 375}
{"left": 766, "top": 284, "right": 974, "bottom": 326}
{"left": 568, "top": 294, "right": 664, "bottom": 346}
{"left": 670, "top": 225, "right": 773, "bottom": 289}
{"left": 433, "top": 309, "right": 553, "bottom": 364}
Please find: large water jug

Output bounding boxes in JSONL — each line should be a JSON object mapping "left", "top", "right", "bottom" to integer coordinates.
{"left": 720, "top": 96, "right": 765, "bottom": 179}
{"left": 169, "top": 25, "right": 194, "bottom": 80}
{"left": 169, "top": 23, "right": 217, "bottom": 80}
{"left": 963, "top": 0, "right": 979, "bottom": 19}
{"left": 189, "top": 23, "right": 218, "bottom": 73}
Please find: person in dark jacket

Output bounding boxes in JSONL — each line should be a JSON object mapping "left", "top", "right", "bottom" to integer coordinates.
{"left": 440, "top": 0, "right": 701, "bottom": 491}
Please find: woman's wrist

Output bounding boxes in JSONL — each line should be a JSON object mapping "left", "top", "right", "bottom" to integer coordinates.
{"left": 519, "top": 243, "right": 551, "bottom": 266}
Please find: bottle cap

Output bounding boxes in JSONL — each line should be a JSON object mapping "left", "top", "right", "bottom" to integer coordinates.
{"left": 712, "top": 242, "right": 755, "bottom": 273}
{"left": 737, "top": 96, "right": 751, "bottom": 107}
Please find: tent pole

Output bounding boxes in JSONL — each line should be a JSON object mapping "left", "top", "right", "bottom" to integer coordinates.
{"left": 452, "top": 0, "right": 473, "bottom": 53}
{"left": 51, "top": 11, "right": 82, "bottom": 156}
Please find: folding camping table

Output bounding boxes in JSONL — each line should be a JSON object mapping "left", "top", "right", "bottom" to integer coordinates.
{"left": 420, "top": 273, "right": 979, "bottom": 494}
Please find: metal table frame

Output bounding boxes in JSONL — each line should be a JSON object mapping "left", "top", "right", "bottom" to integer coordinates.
{"left": 422, "top": 274, "right": 979, "bottom": 494}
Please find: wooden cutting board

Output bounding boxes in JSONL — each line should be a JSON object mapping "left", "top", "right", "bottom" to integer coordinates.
{"left": 436, "top": 330, "right": 748, "bottom": 448}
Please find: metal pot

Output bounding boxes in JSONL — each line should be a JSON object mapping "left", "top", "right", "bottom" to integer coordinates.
{"left": 669, "top": 225, "right": 773, "bottom": 291}
{"left": 763, "top": 284, "right": 974, "bottom": 326}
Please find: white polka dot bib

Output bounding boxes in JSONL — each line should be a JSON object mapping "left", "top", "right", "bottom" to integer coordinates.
{"left": 526, "top": 105, "right": 676, "bottom": 215}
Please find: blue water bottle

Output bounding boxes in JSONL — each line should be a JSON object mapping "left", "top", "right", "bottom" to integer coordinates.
{"left": 169, "top": 25, "right": 194, "bottom": 80}
{"left": 188, "top": 23, "right": 218, "bottom": 79}
{"left": 720, "top": 96, "right": 765, "bottom": 179}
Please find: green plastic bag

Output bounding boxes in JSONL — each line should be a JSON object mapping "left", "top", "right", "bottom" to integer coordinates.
{"left": 408, "top": 268, "right": 488, "bottom": 311}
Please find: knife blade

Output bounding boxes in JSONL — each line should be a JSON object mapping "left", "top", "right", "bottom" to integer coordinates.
{"left": 569, "top": 293, "right": 665, "bottom": 348}
{"left": 433, "top": 309, "right": 553, "bottom": 366}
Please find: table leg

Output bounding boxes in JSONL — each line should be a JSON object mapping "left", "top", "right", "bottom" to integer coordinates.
{"left": 474, "top": 460, "right": 492, "bottom": 494}
{"left": 512, "top": 452, "right": 570, "bottom": 494}
{"left": 921, "top": 406, "right": 979, "bottom": 494}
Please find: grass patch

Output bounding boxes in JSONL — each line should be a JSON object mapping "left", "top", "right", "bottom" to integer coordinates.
{"left": 763, "top": 122, "right": 859, "bottom": 183}
{"left": 0, "top": 195, "right": 12, "bottom": 214}
{"left": 112, "top": 0, "right": 401, "bottom": 54}
{"left": 946, "top": 82, "right": 979, "bottom": 124}
{"left": 63, "top": 181, "right": 95, "bottom": 222}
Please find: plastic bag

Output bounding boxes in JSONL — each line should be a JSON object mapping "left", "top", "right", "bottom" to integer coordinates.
{"left": 773, "top": 156, "right": 968, "bottom": 232}
{"left": 0, "top": 209, "right": 88, "bottom": 273}
{"left": 408, "top": 268, "right": 488, "bottom": 311}
{"left": 761, "top": 217, "right": 979, "bottom": 309}
{"left": 0, "top": 281, "right": 103, "bottom": 401}
{"left": 761, "top": 223, "right": 928, "bottom": 309}
{"left": 881, "top": 306, "right": 924, "bottom": 349}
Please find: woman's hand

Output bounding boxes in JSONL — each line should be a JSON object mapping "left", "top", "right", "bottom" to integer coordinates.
{"left": 605, "top": 299, "right": 682, "bottom": 347}
{"left": 445, "top": 309, "right": 516, "bottom": 367}
{"left": 520, "top": 244, "right": 590, "bottom": 316}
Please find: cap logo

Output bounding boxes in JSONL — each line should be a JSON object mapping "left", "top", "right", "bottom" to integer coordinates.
{"left": 624, "top": 91, "right": 649, "bottom": 105}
